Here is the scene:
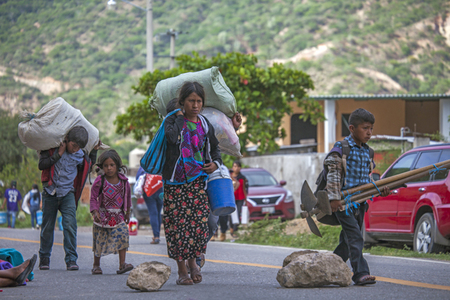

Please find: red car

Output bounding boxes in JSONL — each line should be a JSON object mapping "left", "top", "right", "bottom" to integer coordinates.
{"left": 364, "top": 143, "right": 450, "bottom": 253}
{"left": 241, "top": 168, "right": 295, "bottom": 221}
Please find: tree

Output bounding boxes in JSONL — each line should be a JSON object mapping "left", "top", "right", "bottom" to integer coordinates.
{"left": 0, "top": 110, "right": 27, "bottom": 172}
{"left": 115, "top": 52, "right": 324, "bottom": 154}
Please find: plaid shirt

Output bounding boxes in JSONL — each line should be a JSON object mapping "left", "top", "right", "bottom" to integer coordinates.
{"left": 325, "top": 135, "right": 372, "bottom": 200}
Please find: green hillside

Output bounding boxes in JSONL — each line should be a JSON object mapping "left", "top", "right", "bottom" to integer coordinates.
{"left": 1, "top": 0, "right": 449, "bottom": 143}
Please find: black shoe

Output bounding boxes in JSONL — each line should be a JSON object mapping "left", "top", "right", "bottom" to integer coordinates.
{"left": 66, "top": 261, "right": 79, "bottom": 271}
{"left": 39, "top": 257, "right": 50, "bottom": 270}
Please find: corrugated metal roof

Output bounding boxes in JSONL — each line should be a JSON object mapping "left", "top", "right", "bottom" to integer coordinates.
{"left": 308, "top": 93, "right": 450, "bottom": 101}
{"left": 371, "top": 135, "right": 442, "bottom": 145}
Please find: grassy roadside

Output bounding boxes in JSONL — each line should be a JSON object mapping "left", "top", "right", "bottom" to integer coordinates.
{"left": 0, "top": 204, "right": 93, "bottom": 229}
{"left": 236, "top": 217, "right": 450, "bottom": 262}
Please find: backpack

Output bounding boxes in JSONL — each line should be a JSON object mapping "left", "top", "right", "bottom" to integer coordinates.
{"left": 29, "top": 191, "right": 40, "bottom": 207}
{"left": 314, "top": 139, "right": 374, "bottom": 225}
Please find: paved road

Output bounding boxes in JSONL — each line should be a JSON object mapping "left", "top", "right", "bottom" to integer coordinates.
{"left": 1, "top": 228, "right": 449, "bottom": 299}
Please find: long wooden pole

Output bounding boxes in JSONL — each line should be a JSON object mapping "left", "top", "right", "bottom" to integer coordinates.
{"left": 340, "top": 159, "right": 450, "bottom": 197}
{"left": 303, "top": 161, "right": 450, "bottom": 218}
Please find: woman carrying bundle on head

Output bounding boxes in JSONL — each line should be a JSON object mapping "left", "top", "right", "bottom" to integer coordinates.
{"left": 162, "top": 81, "right": 222, "bottom": 285}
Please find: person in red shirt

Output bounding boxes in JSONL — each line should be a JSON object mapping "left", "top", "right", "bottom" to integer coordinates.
{"left": 231, "top": 161, "right": 248, "bottom": 236}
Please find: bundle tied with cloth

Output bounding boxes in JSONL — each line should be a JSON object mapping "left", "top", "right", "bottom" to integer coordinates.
{"left": 18, "top": 97, "right": 109, "bottom": 153}
{"left": 141, "top": 67, "right": 239, "bottom": 216}
{"left": 150, "top": 66, "right": 242, "bottom": 158}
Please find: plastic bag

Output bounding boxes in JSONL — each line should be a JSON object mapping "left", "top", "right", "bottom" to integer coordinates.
{"left": 150, "top": 67, "right": 237, "bottom": 118}
{"left": 22, "top": 192, "right": 31, "bottom": 214}
{"left": 241, "top": 205, "right": 249, "bottom": 224}
{"left": 134, "top": 174, "right": 145, "bottom": 197}
{"left": 201, "top": 107, "right": 242, "bottom": 157}
{"left": 18, "top": 97, "right": 103, "bottom": 153}
{"left": 18, "top": 211, "right": 26, "bottom": 221}
{"left": 230, "top": 208, "right": 239, "bottom": 224}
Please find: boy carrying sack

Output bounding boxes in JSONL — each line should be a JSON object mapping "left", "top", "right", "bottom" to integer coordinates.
{"left": 38, "top": 126, "right": 101, "bottom": 271}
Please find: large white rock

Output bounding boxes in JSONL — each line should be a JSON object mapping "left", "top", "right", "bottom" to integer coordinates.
{"left": 277, "top": 251, "right": 352, "bottom": 288}
{"left": 127, "top": 261, "right": 171, "bottom": 292}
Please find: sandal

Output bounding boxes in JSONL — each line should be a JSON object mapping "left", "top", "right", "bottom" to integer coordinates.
{"left": 199, "top": 254, "right": 206, "bottom": 268}
{"left": 176, "top": 275, "right": 194, "bottom": 285}
{"left": 355, "top": 275, "right": 376, "bottom": 286}
{"left": 150, "top": 237, "right": 160, "bottom": 244}
{"left": 116, "top": 263, "right": 133, "bottom": 274}
{"left": 91, "top": 266, "right": 103, "bottom": 275}
{"left": 15, "top": 254, "right": 37, "bottom": 285}
{"left": 190, "top": 266, "right": 202, "bottom": 284}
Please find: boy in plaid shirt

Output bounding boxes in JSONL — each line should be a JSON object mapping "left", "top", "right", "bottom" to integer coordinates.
{"left": 325, "top": 108, "right": 390, "bottom": 286}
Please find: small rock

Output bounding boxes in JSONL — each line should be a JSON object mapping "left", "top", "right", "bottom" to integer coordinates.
{"left": 127, "top": 261, "right": 171, "bottom": 292}
{"left": 277, "top": 251, "right": 352, "bottom": 288}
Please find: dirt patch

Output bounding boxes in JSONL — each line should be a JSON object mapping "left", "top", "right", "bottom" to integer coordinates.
{"left": 257, "top": 218, "right": 311, "bottom": 236}
{"left": 283, "top": 218, "right": 311, "bottom": 235}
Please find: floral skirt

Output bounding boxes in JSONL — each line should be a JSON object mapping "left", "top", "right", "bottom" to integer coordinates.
{"left": 92, "top": 222, "right": 129, "bottom": 257}
{"left": 164, "top": 177, "right": 209, "bottom": 261}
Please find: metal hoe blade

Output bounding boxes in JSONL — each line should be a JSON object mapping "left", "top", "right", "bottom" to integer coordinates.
{"left": 316, "top": 191, "right": 332, "bottom": 215}
{"left": 305, "top": 216, "right": 322, "bottom": 237}
{"left": 301, "top": 181, "right": 318, "bottom": 212}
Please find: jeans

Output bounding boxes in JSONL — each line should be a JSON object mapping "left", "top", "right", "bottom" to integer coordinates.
{"left": 7, "top": 211, "right": 17, "bottom": 228}
{"left": 233, "top": 200, "right": 245, "bottom": 231}
{"left": 39, "top": 191, "right": 78, "bottom": 263}
{"left": 30, "top": 206, "right": 39, "bottom": 228}
{"left": 334, "top": 202, "right": 370, "bottom": 282}
{"left": 143, "top": 188, "right": 164, "bottom": 238}
{"left": 219, "top": 215, "right": 229, "bottom": 234}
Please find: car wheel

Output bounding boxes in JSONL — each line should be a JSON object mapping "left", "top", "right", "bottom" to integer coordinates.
{"left": 413, "top": 213, "right": 445, "bottom": 254}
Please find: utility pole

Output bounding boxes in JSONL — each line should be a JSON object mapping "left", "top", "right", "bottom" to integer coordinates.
{"left": 168, "top": 29, "right": 176, "bottom": 69}
{"left": 107, "top": 0, "right": 153, "bottom": 72}
{"left": 166, "top": 29, "right": 187, "bottom": 69}
{"left": 146, "top": 0, "right": 153, "bottom": 72}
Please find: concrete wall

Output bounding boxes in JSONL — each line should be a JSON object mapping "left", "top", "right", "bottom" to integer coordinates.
{"left": 241, "top": 153, "right": 327, "bottom": 216}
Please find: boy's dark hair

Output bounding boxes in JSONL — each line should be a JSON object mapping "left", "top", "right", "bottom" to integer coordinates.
{"left": 178, "top": 81, "right": 205, "bottom": 108}
{"left": 11, "top": 181, "right": 17, "bottom": 188}
{"left": 233, "top": 161, "right": 242, "bottom": 168}
{"left": 66, "top": 126, "right": 89, "bottom": 149}
{"left": 349, "top": 108, "right": 375, "bottom": 127}
{"left": 32, "top": 183, "right": 39, "bottom": 191}
{"left": 166, "top": 98, "right": 180, "bottom": 114}
{"left": 96, "top": 149, "right": 127, "bottom": 174}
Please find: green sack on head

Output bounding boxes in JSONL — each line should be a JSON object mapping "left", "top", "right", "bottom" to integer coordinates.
{"left": 150, "top": 67, "right": 237, "bottom": 118}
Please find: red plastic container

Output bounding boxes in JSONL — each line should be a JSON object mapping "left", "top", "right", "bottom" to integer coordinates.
{"left": 128, "top": 217, "right": 138, "bottom": 236}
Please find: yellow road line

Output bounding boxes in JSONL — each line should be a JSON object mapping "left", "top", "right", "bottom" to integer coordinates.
{"left": 376, "top": 276, "right": 450, "bottom": 291}
{"left": 2, "top": 236, "right": 450, "bottom": 291}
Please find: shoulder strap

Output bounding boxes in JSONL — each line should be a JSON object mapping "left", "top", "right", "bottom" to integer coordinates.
{"left": 369, "top": 146, "right": 375, "bottom": 174}
{"left": 100, "top": 175, "right": 105, "bottom": 194}
{"left": 340, "top": 140, "right": 350, "bottom": 187}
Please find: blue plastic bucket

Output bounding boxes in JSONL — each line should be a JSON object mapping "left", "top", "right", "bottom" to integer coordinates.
{"left": 207, "top": 178, "right": 236, "bottom": 216}
{"left": 0, "top": 211, "right": 7, "bottom": 224}
{"left": 36, "top": 210, "right": 43, "bottom": 226}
